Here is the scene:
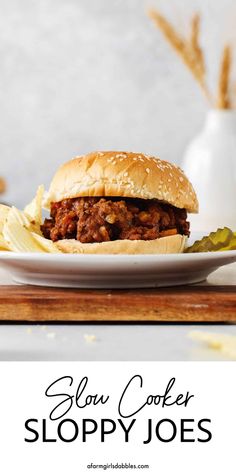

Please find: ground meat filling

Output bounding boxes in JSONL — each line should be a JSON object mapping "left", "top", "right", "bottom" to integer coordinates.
{"left": 41, "top": 197, "right": 190, "bottom": 243}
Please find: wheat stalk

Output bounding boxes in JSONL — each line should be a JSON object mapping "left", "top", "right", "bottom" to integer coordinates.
{"left": 148, "top": 8, "right": 211, "bottom": 102}
{"left": 217, "top": 45, "right": 232, "bottom": 109}
{"left": 148, "top": 8, "right": 186, "bottom": 55}
{"left": 190, "top": 13, "right": 200, "bottom": 51}
{"left": 229, "top": 80, "right": 236, "bottom": 108}
{"left": 189, "top": 13, "right": 205, "bottom": 79}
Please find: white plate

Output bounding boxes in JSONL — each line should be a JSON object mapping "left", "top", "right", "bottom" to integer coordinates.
{"left": 0, "top": 248, "right": 236, "bottom": 288}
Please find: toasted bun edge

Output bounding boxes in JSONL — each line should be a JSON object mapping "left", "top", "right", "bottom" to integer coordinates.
{"left": 55, "top": 234, "right": 187, "bottom": 255}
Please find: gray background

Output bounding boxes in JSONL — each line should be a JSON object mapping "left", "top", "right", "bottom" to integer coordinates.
{"left": 1, "top": 0, "right": 236, "bottom": 207}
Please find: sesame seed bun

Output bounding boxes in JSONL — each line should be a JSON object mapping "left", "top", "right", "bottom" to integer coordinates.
{"left": 56, "top": 234, "right": 187, "bottom": 255}
{"left": 44, "top": 151, "right": 198, "bottom": 213}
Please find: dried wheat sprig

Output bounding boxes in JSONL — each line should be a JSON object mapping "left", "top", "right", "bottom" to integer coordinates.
{"left": 189, "top": 13, "right": 205, "bottom": 79}
{"left": 148, "top": 8, "right": 211, "bottom": 103}
{"left": 190, "top": 13, "right": 200, "bottom": 51}
{"left": 229, "top": 80, "right": 236, "bottom": 109}
{"left": 148, "top": 8, "right": 186, "bottom": 55}
{"left": 217, "top": 45, "right": 232, "bottom": 109}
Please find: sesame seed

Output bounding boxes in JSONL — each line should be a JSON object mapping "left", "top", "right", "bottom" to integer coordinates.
{"left": 146, "top": 168, "right": 150, "bottom": 174}
{"left": 179, "top": 176, "right": 184, "bottom": 182}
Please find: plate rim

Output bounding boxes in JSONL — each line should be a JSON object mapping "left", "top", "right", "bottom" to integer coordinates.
{"left": 0, "top": 250, "right": 236, "bottom": 261}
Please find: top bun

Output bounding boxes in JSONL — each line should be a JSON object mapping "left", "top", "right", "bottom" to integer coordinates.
{"left": 44, "top": 151, "right": 198, "bottom": 213}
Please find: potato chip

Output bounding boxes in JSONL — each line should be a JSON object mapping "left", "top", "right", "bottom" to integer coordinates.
{"left": 0, "top": 204, "right": 11, "bottom": 250}
{"left": 2, "top": 205, "right": 61, "bottom": 253}
{"left": 0, "top": 234, "right": 9, "bottom": 250}
{"left": 3, "top": 207, "right": 46, "bottom": 253}
{"left": 0, "top": 204, "right": 10, "bottom": 233}
{"left": 31, "top": 232, "right": 61, "bottom": 253}
{"left": 24, "top": 185, "right": 44, "bottom": 232}
{"left": 10, "top": 205, "right": 42, "bottom": 236}
{"left": 11, "top": 206, "right": 31, "bottom": 228}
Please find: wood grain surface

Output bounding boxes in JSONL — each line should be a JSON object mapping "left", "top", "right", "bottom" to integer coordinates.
{"left": 0, "top": 285, "right": 236, "bottom": 321}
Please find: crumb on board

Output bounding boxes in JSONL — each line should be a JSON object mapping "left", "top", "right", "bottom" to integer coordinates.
{"left": 188, "top": 331, "right": 236, "bottom": 359}
{"left": 83, "top": 334, "right": 97, "bottom": 343}
{"left": 46, "top": 332, "right": 56, "bottom": 340}
{"left": 40, "top": 325, "right": 47, "bottom": 331}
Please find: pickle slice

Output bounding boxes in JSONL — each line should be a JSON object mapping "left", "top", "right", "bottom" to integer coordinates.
{"left": 185, "top": 227, "right": 236, "bottom": 253}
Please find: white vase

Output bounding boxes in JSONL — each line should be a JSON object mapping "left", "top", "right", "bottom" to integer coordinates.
{"left": 182, "top": 109, "right": 236, "bottom": 232}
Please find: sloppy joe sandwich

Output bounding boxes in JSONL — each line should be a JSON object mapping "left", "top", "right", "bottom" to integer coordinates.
{"left": 41, "top": 151, "right": 198, "bottom": 254}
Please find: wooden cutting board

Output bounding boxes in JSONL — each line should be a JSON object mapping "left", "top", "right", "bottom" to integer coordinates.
{"left": 0, "top": 284, "right": 236, "bottom": 321}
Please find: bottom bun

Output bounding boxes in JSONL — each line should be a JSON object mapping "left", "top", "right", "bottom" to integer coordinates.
{"left": 56, "top": 234, "right": 187, "bottom": 255}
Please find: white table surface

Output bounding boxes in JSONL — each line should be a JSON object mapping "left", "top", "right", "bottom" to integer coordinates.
{"left": 0, "top": 264, "right": 236, "bottom": 362}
